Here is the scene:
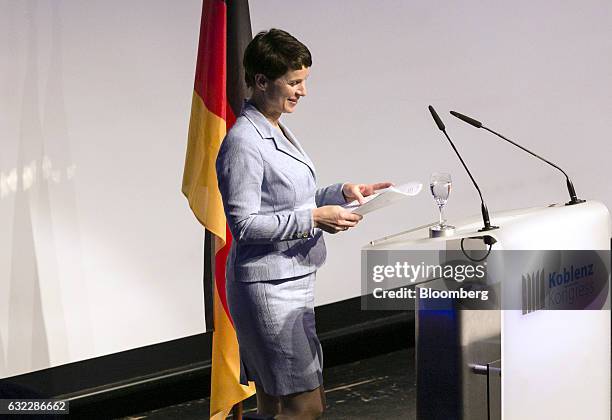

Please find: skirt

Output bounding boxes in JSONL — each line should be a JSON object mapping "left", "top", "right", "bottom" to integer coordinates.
{"left": 226, "top": 271, "right": 323, "bottom": 397}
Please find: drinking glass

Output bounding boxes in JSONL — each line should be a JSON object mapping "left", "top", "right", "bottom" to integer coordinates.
{"left": 430, "top": 172, "right": 452, "bottom": 227}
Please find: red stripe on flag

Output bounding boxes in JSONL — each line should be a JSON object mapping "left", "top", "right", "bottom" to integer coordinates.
{"left": 225, "top": 100, "right": 237, "bottom": 130}
{"left": 215, "top": 224, "right": 234, "bottom": 326}
{"left": 195, "top": 0, "right": 238, "bottom": 326}
{"left": 194, "top": 0, "right": 226, "bottom": 120}
{"left": 196, "top": 0, "right": 245, "bottom": 345}
{"left": 215, "top": 97, "right": 238, "bottom": 322}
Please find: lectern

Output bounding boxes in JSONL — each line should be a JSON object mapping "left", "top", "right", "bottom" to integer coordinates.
{"left": 364, "top": 201, "right": 611, "bottom": 420}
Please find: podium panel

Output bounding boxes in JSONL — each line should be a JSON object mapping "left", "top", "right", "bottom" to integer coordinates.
{"left": 365, "top": 201, "right": 611, "bottom": 420}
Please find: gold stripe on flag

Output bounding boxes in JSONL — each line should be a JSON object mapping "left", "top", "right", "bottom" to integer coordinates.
{"left": 182, "top": 91, "right": 227, "bottom": 240}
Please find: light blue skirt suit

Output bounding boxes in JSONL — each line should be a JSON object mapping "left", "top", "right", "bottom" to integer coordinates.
{"left": 216, "top": 101, "right": 346, "bottom": 396}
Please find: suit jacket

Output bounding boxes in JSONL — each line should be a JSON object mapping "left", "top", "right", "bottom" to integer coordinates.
{"left": 216, "top": 101, "right": 346, "bottom": 282}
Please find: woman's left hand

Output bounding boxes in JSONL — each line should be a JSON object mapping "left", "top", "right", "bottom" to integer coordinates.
{"left": 342, "top": 182, "right": 394, "bottom": 205}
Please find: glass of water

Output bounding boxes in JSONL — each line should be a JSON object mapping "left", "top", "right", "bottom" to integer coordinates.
{"left": 430, "top": 172, "right": 452, "bottom": 227}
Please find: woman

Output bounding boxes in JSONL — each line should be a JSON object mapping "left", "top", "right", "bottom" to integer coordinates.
{"left": 216, "top": 28, "right": 391, "bottom": 419}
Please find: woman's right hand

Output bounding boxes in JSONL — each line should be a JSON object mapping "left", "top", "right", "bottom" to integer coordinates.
{"left": 312, "top": 206, "right": 363, "bottom": 234}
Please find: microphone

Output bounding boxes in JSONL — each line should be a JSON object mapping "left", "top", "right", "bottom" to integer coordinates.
{"left": 428, "top": 105, "right": 498, "bottom": 232}
{"left": 450, "top": 110, "right": 585, "bottom": 206}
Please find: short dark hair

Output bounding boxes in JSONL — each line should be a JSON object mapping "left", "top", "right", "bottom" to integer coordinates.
{"left": 243, "top": 28, "right": 312, "bottom": 88}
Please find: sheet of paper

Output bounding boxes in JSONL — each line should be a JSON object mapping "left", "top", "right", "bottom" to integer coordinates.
{"left": 342, "top": 182, "right": 423, "bottom": 215}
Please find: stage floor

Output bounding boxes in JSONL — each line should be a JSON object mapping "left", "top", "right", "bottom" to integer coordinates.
{"left": 122, "top": 347, "right": 416, "bottom": 419}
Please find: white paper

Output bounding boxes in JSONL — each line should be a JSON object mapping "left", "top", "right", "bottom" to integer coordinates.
{"left": 342, "top": 182, "right": 423, "bottom": 215}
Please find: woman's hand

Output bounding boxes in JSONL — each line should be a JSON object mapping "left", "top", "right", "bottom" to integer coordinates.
{"left": 312, "top": 205, "right": 363, "bottom": 234}
{"left": 342, "top": 182, "right": 394, "bottom": 204}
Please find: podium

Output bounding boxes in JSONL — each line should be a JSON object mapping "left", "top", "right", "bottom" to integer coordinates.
{"left": 364, "top": 201, "right": 611, "bottom": 420}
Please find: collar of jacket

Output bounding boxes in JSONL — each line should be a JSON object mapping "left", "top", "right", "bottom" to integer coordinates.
{"left": 241, "top": 100, "right": 316, "bottom": 178}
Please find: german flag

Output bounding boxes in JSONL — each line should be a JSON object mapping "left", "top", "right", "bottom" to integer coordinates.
{"left": 181, "top": 1, "right": 255, "bottom": 418}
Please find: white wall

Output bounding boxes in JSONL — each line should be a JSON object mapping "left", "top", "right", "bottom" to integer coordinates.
{"left": 1, "top": 0, "right": 611, "bottom": 377}
{"left": 0, "top": 0, "right": 203, "bottom": 377}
